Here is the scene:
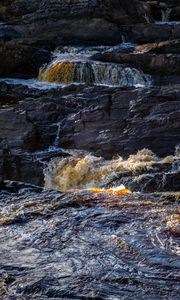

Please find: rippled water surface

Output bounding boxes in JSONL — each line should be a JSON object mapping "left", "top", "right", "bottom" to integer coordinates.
{"left": 0, "top": 188, "right": 179, "bottom": 299}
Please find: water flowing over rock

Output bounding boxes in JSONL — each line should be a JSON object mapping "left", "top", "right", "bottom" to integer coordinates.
{"left": 0, "top": 185, "right": 179, "bottom": 299}
{"left": 39, "top": 60, "right": 149, "bottom": 86}
{"left": 161, "top": 8, "right": 172, "bottom": 22}
{"left": 44, "top": 149, "right": 159, "bottom": 191}
{"left": 44, "top": 148, "right": 180, "bottom": 193}
{"left": 0, "top": 1, "right": 180, "bottom": 299}
{"left": 38, "top": 47, "right": 150, "bottom": 87}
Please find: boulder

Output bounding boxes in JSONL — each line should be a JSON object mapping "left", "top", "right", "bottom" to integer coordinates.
{"left": 0, "top": 40, "right": 51, "bottom": 78}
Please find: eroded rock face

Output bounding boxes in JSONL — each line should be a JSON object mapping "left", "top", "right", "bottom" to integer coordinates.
{"left": 0, "top": 108, "right": 36, "bottom": 150}
{"left": 59, "top": 85, "right": 180, "bottom": 158}
{"left": 0, "top": 0, "right": 151, "bottom": 50}
{"left": 92, "top": 42, "right": 180, "bottom": 77}
{"left": 0, "top": 82, "right": 180, "bottom": 188}
{"left": 1, "top": 82, "right": 180, "bottom": 158}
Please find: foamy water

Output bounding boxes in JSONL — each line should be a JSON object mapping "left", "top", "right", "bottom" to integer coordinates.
{"left": 44, "top": 149, "right": 177, "bottom": 192}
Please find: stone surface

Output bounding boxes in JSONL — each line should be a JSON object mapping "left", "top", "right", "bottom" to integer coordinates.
{"left": 0, "top": 184, "right": 179, "bottom": 299}
{"left": 0, "top": 82, "right": 180, "bottom": 188}
{"left": 0, "top": 1, "right": 180, "bottom": 77}
{"left": 0, "top": 1, "right": 180, "bottom": 298}
{"left": 1, "top": 82, "right": 180, "bottom": 159}
{"left": 0, "top": 40, "right": 51, "bottom": 78}
{"left": 92, "top": 48, "right": 180, "bottom": 76}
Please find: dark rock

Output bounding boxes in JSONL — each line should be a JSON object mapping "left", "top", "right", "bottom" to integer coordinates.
{"left": 0, "top": 1, "right": 179, "bottom": 78}
{"left": 108, "top": 169, "right": 180, "bottom": 193}
{"left": 0, "top": 186, "right": 179, "bottom": 299}
{"left": 0, "top": 22, "right": 21, "bottom": 41}
{"left": 59, "top": 85, "right": 180, "bottom": 158}
{"left": 0, "top": 108, "right": 36, "bottom": 150}
{"left": 0, "top": 41, "right": 51, "bottom": 78}
{"left": 0, "top": 180, "right": 43, "bottom": 193}
{"left": 172, "top": 5, "right": 180, "bottom": 20}
{"left": 93, "top": 51, "right": 180, "bottom": 76}
{"left": 0, "top": 0, "right": 151, "bottom": 50}
{"left": 0, "top": 82, "right": 179, "bottom": 160}
{"left": 122, "top": 23, "right": 180, "bottom": 43}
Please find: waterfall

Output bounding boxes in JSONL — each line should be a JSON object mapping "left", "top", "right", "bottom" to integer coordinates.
{"left": 38, "top": 60, "right": 149, "bottom": 87}
{"left": 38, "top": 46, "right": 150, "bottom": 87}
{"left": 38, "top": 62, "right": 75, "bottom": 83}
{"left": 74, "top": 62, "right": 95, "bottom": 84}
{"left": 121, "top": 34, "right": 126, "bottom": 44}
{"left": 161, "top": 8, "right": 172, "bottom": 22}
{"left": 54, "top": 121, "right": 62, "bottom": 148}
{"left": 44, "top": 149, "right": 159, "bottom": 191}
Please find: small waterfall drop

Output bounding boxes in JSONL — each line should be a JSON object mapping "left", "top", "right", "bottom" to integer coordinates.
{"left": 54, "top": 121, "right": 62, "bottom": 148}
{"left": 38, "top": 46, "right": 150, "bottom": 87}
{"left": 161, "top": 8, "right": 172, "bottom": 22}
{"left": 121, "top": 34, "right": 126, "bottom": 44}
{"left": 44, "top": 149, "right": 159, "bottom": 191}
{"left": 39, "top": 61, "right": 149, "bottom": 87}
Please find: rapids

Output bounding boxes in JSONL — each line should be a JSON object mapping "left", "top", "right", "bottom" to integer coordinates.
{"left": 44, "top": 149, "right": 176, "bottom": 192}
{"left": 0, "top": 30, "right": 179, "bottom": 300}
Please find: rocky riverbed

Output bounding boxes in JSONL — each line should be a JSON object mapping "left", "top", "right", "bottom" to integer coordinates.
{"left": 0, "top": 0, "right": 180, "bottom": 299}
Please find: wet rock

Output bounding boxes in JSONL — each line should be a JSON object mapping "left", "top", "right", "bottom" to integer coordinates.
{"left": 0, "top": 0, "right": 151, "bottom": 51}
{"left": 171, "top": 5, "right": 180, "bottom": 20}
{"left": 59, "top": 85, "right": 180, "bottom": 158}
{"left": 93, "top": 51, "right": 180, "bottom": 76}
{"left": 0, "top": 82, "right": 180, "bottom": 159}
{"left": 0, "top": 186, "right": 179, "bottom": 299}
{"left": 0, "top": 1, "right": 179, "bottom": 79}
{"left": 0, "top": 109, "right": 36, "bottom": 153}
{"left": 110, "top": 170, "right": 180, "bottom": 193}
{"left": 0, "top": 152, "right": 44, "bottom": 187}
{"left": 0, "top": 22, "right": 21, "bottom": 41}
{"left": 0, "top": 108, "right": 36, "bottom": 150}
{"left": 0, "top": 82, "right": 179, "bottom": 187}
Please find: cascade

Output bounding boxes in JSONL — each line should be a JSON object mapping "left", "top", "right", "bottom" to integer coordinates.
{"left": 54, "top": 120, "right": 64, "bottom": 148}
{"left": 39, "top": 60, "right": 149, "bottom": 86}
{"left": 38, "top": 51, "right": 150, "bottom": 87}
{"left": 44, "top": 149, "right": 160, "bottom": 191}
{"left": 38, "top": 46, "right": 150, "bottom": 87}
{"left": 38, "top": 62, "right": 75, "bottom": 83}
{"left": 121, "top": 34, "right": 126, "bottom": 44}
{"left": 161, "top": 8, "right": 172, "bottom": 22}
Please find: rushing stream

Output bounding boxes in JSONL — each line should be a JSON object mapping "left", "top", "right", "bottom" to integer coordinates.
{"left": 0, "top": 146, "right": 179, "bottom": 299}
{"left": 0, "top": 38, "right": 179, "bottom": 299}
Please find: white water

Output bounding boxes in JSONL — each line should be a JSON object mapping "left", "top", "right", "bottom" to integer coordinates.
{"left": 161, "top": 8, "right": 172, "bottom": 22}
{"left": 0, "top": 44, "right": 151, "bottom": 88}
